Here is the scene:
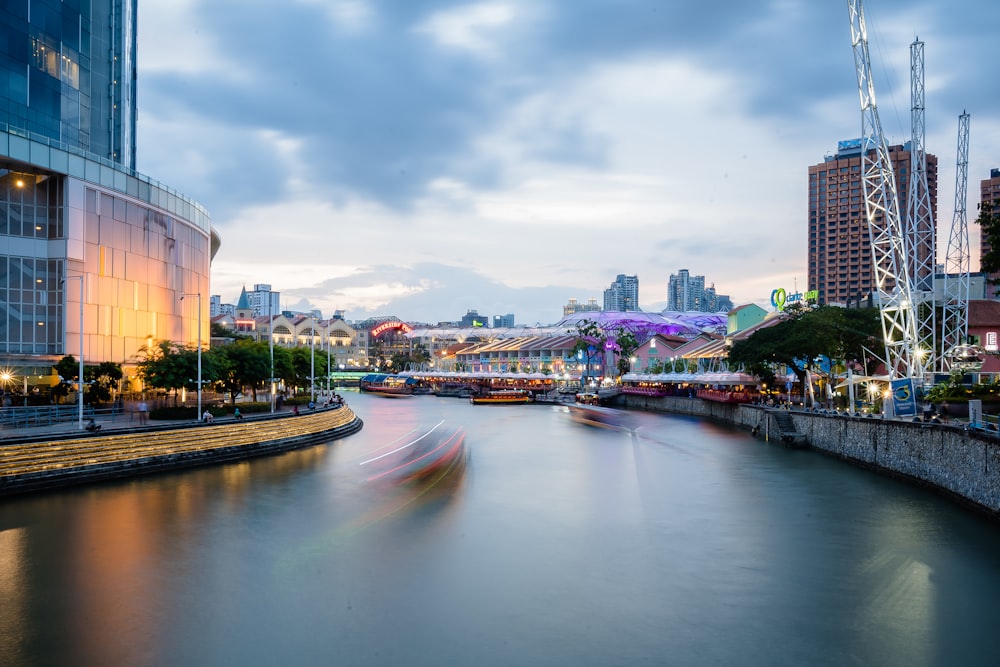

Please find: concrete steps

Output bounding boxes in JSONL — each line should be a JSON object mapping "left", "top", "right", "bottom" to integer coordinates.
{"left": 0, "top": 407, "right": 362, "bottom": 495}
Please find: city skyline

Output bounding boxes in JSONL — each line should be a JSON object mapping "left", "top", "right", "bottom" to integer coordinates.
{"left": 136, "top": 0, "right": 1000, "bottom": 325}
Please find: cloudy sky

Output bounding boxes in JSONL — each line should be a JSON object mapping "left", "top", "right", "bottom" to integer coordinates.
{"left": 135, "top": 0, "right": 1000, "bottom": 326}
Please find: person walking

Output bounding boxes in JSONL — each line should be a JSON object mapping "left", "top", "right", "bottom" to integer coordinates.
{"left": 138, "top": 400, "right": 149, "bottom": 425}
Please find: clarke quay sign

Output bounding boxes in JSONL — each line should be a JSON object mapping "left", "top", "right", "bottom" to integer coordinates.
{"left": 770, "top": 288, "right": 819, "bottom": 311}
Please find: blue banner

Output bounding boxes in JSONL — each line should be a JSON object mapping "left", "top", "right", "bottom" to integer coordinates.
{"left": 891, "top": 378, "right": 917, "bottom": 417}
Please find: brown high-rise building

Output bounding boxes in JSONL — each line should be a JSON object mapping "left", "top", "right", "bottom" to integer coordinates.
{"left": 979, "top": 168, "right": 1000, "bottom": 293}
{"left": 807, "top": 140, "right": 938, "bottom": 305}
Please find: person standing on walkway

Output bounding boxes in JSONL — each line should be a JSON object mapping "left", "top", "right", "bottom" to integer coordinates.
{"left": 138, "top": 400, "right": 149, "bottom": 425}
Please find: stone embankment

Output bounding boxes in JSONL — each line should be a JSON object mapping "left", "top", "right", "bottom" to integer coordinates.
{"left": 614, "top": 394, "right": 1000, "bottom": 520}
{"left": 0, "top": 406, "right": 363, "bottom": 497}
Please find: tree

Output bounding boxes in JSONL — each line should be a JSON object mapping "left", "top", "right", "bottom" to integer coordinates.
{"left": 136, "top": 341, "right": 193, "bottom": 398}
{"left": 570, "top": 319, "right": 607, "bottom": 382}
{"left": 84, "top": 361, "right": 123, "bottom": 405}
{"left": 52, "top": 355, "right": 81, "bottom": 404}
{"left": 977, "top": 202, "right": 1000, "bottom": 295}
{"left": 210, "top": 340, "right": 273, "bottom": 403}
{"left": 728, "top": 306, "right": 882, "bottom": 398}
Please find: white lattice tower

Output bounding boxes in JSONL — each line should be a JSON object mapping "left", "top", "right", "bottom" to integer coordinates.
{"left": 940, "top": 112, "right": 971, "bottom": 370}
{"left": 907, "top": 38, "right": 936, "bottom": 372}
{"left": 848, "top": 0, "right": 922, "bottom": 380}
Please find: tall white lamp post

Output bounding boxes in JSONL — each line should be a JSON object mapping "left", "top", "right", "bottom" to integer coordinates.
{"left": 180, "top": 292, "right": 203, "bottom": 421}
{"left": 269, "top": 298, "right": 275, "bottom": 413}
{"left": 310, "top": 318, "right": 316, "bottom": 403}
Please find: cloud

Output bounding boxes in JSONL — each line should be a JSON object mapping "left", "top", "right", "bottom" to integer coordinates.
{"left": 136, "top": 0, "right": 1000, "bottom": 326}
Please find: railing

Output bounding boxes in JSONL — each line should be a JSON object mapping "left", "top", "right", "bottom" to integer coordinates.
{"left": 0, "top": 405, "right": 124, "bottom": 430}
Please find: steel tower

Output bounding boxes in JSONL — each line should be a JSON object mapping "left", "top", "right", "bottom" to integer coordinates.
{"left": 848, "top": 0, "right": 922, "bottom": 380}
{"left": 940, "top": 112, "right": 971, "bottom": 370}
{"left": 907, "top": 38, "right": 936, "bottom": 371}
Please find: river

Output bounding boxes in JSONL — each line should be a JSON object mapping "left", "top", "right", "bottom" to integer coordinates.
{"left": 2, "top": 391, "right": 1000, "bottom": 666}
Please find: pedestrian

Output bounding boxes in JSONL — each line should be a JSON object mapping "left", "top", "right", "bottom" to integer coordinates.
{"left": 138, "top": 400, "right": 149, "bottom": 425}
{"left": 940, "top": 401, "right": 950, "bottom": 423}
{"left": 293, "top": 405, "right": 300, "bottom": 416}
{"left": 234, "top": 407, "right": 243, "bottom": 421}
{"left": 202, "top": 409, "right": 214, "bottom": 423}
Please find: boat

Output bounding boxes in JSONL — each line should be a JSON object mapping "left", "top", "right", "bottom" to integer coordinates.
{"left": 361, "top": 421, "right": 467, "bottom": 484}
{"left": 359, "top": 373, "right": 415, "bottom": 397}
{"left": 566, "top": 404, "right": 637, "bottom": 431}
{"left": 435, "top": 382, "right": 472, "bottom": 397}
{"left": 470, "top": 389, "right": 532, "bottom": 405}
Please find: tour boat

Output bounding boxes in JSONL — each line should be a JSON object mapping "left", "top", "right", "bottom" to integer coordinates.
{"left": 470, "top": 389, "right": 532, "bottom": 405}
{"left": 361, "top": 421, "right": 467, "bottom": 485}
{"left": 566, "top": 404, "right": 636, "bottom": 431}
{"left": 359, "top": 373, "right": 415, "bottom": 397}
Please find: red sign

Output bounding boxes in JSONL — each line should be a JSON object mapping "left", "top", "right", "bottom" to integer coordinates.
{"left": 371, "top": 321, "right": 413, "bottom": 337}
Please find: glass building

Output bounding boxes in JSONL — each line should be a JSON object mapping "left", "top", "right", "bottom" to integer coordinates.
{"left": 0, "top": 0, "right": 219, "bottom": 396}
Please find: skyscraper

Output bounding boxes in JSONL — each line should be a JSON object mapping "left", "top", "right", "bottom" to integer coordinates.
{"left": 807, "top": 139, "right": 937, "bottom": 305}
{"left": 603, "top": 274, "right": 639, "bottom": 311}
{"left": 1, "top": 1, "right": 218, "bottom": 389}
{"left": 980, "top": 168, "right": 1000, "bottom": 291}
{"left": 666, "top": 269, "right": 733, "bottom": 312}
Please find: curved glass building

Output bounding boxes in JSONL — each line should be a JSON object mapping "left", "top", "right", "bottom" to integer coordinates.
{"left": 0, "top": 1, "right": 219, "bottom": 397}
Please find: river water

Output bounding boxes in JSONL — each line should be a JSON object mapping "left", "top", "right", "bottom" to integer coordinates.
{"left": 2, "top": 392, "right": 1000, "bottom": 666}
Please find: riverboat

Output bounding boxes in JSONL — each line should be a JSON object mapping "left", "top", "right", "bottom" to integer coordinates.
{"left": 361, "top": 421, "right": 467, "bottom": 484}
{"left": 566, "top": 404, "right": 636, "bottom": 431}
{"left": 470, "top": 389, "right": 532, "bottom": 405}
{"left": 435, "top": 382, "right": 474, "bottom": 398}
{"left": 359, "top": 373, "right": 415, "bottom": 397}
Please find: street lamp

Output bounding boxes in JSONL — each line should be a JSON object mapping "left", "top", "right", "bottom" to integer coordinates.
{"left": 180, "top": 292, "right": 203, "bottom": 421}
{"left": 269, "top": 298, "right": 275, "bottom": 413}
{"left": 310, "top": 317, "right": 316, "bottom": 404}
{"left": 64, "top": 274, "right": 85, "bottom": 430}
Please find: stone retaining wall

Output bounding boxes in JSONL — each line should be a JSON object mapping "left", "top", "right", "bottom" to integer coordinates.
{"left": 613, "top": 394, "right": 1000, "bottom": 519}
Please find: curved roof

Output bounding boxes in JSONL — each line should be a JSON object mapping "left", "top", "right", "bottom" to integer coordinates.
{"left": 555, "top": 311, "right": 728, "bottom": 338}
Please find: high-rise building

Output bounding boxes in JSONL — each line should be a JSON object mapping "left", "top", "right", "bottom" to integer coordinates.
{"left": 493, "top": 313, "right": 515, "bottom": 328}
{"left": 0, "top": 1, "right": 219, "bottom": 391}
{"left": 563, "top": 298, "right": 601, "bottom": 317}
{"left": 807, "top": 139, "right": 938, "bottom": 305}
{"left": 979, "top": 168, "right": 1000, "bottom": 292}
{"left": 667, "top": 269, "right": 704, "bottom": 311}
{"left": 667, "top": 270, "right": 733, "bottom": 312}
{"left": 603, "top": 274, "right": 639, "bottom": 311}
{"left": 247, "top": 284, "right": 281, "bottom": 317}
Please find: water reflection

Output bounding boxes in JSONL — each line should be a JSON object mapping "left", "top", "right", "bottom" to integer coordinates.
{"left": 2, "top": 393, "right": 1000, "bottom": 666}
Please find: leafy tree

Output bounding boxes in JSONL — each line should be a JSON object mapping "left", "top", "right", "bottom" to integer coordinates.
{"left": 52, "top": 355, "right": 81, "bottom": 404}
{"left": 570, "top": 319, "right": 607, "bottom": 381}
{"left": 210, "top": 340, "right": 274, "bottom": 403}
{"left": 137, "top": 341, "right": 193, "bottom": 397}
{"left": 84, "top": 361, "right": 123, "bottom": 404}
{"left": 728, "top": 306, "right": 882, "bottom": 395}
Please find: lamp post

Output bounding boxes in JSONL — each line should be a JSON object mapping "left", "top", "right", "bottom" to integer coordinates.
{"left": 180, "top": 292, "right": 203, "bottom": 421}
{"left": 269, "top": 298, "right": 275, "bottom": 413}
{"left": 310, "top": 317, "right": 316, "bottom": 404}
{"left": 64, "top": 274, "right": 85, "bottom": 429}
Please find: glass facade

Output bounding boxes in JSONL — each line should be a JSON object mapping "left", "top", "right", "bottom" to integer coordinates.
{"left": 0, "top": 0, "right": 137, "bottom": 169}
{"left": 0, "top": 0, "right": 215, "bottom": 395}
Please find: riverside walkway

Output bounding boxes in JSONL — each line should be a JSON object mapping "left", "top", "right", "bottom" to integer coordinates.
{"left": 0, "top": 406, "right": 363, "bottom": 497}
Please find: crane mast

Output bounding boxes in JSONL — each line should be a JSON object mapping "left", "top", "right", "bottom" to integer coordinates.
{"left": 907, "top": 38, "right": 936, "bottom": 372}
{"left": 940, "top": 112, "right": 971, "bottom": 369}
{"left": 848, "top": 0, "right": 922, "bottom": 380}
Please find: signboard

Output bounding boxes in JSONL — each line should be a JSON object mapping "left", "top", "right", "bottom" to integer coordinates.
{"left": 770, "top": 288, "right": 819, "bottom": 311}
{"left": 370, "top": 321, "right": 413, "bottom": 337}
{"left": 890, "top": 378, "right": 917, "bottom": 417}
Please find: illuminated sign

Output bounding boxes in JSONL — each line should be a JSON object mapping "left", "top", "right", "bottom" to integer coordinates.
{"left": 770, "top": 288, "right": 819, "bottom": 311}
{"left": 472, "top": 320, "right": 484, "bottom": 327}
{"left": 371, "top": 321, "right": 413, "bottom": 337}
{"left": 987, "top": 331, "right": 998, "bottom": 352}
